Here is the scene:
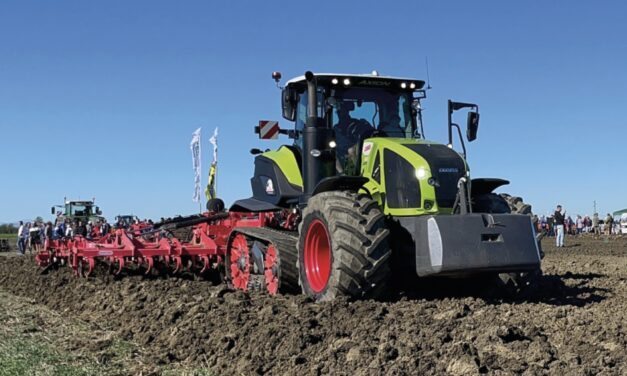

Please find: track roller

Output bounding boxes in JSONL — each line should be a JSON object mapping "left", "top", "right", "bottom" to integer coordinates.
{"left": 228, "top": 228, "right": 299, "bottom": 295}
{"left": 264, "top": 244, "right": 279, "bottom": 295}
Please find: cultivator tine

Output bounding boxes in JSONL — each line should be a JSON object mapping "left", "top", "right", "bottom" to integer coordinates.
{"left": 200, "top": 255, "right": 210, "bottom": 274}
{"left": 70, "top": 254, "right": 80, "bottom": 277}
{"left": 86, "top": 257, "right": 95, "bottom": 277}
{"left": 115, "top": 257, "right": 125, "bottom": 275}
{"left": 172, "top": 256, "right": 182, "bottom": 274}
{"left": 145, "top": 257, "right": 154, "bottom": 275}
{"left": 40, "top": 260, "right": 57, "bottom": 275}
{"left": 77, "top": 257, "right": 95, "bottom": 278}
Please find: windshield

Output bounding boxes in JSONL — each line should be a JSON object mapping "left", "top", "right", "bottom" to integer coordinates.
{"left": 67, "top": 203, "right": 89, "bottom": 216}
{"left": 329, "top": 87, "right": 417, "bottom": 174}
{"left": 331, "top": 87, "right": 416, "bottom": 138}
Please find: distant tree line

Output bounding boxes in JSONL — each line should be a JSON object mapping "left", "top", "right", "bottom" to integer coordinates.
{"left": 0, "top": 224, "right": 18, "bottom": 234}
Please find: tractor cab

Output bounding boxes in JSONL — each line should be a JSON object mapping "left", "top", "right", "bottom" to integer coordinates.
{"left": 281, "top": 73, "right": 426, "bottom": 175}
{"left": 51, "top": 199, "right": 103, "bottom": 225}
{"left": 242, "top": 71, "right": 481, "bottom": 217}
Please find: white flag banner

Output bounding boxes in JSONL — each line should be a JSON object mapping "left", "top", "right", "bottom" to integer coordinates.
{"left": 209, "top": 127, "right": 218, "bottom": 163}
{"left": 190, "top": 127, "right": 202, "bottom": 202}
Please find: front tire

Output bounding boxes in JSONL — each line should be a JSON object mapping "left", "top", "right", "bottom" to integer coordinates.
{"left": 297, "top": 191, "right": 391, "bottom": 301}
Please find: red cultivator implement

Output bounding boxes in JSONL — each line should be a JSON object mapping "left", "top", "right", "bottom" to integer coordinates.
{"left": 35, "top": 209, "right": 300, "bottom": 295}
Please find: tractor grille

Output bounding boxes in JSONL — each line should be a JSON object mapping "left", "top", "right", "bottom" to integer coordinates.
{"left": 404, "top": 144, "right": 466, "bottom": 209}
{"left": 384, "top": 149, "right": 421, "bottom": 209}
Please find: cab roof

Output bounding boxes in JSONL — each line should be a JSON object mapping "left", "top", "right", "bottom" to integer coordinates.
{"left": 285, "top": 73, "right": 425, "bottom": 90}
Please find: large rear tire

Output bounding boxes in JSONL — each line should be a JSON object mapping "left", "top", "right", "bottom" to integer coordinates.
{"left": 297, "top": 191, "right": 391, "bottom": 301}
{"left": 500, "top": 193, "right": 532, "bottom": 215}
{"left": 472, "top": 193, "right": 511, "bottom": 214}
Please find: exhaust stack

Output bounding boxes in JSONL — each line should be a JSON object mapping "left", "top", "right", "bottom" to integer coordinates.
{"left": 301, "top": 71, "right": 335, "bottom": 200}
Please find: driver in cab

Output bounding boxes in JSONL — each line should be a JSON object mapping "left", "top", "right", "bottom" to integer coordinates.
{"left": 333, "top": 101, "right": 374, "bottom": 174}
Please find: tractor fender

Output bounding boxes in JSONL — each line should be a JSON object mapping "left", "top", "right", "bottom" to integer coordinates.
{"left": 311, "top": 176, "right": 368, "bottom": 196}
{"left": 471, "top": 178, "right": 510, "bottom": 196}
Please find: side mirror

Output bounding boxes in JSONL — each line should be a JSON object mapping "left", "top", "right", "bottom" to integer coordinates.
{"left": 96, "top": 207, "right": 102, "bottom": 215}
{"left": 466, "top": 111, "right": 479, "bottom": 142}
{"left": 51, "top": 206, "right": 55, "bottom": 215}
{"left": 281, "top": 88, "right": 296, "bottom": 121}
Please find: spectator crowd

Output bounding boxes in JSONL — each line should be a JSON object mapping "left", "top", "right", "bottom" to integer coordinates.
{"left": 535, "top": 209, "right": 621, "bottom": 240}
{"left": 14, "top": 214, "right": 157, "bottom": 256}
{"left": 15, "top": 218, "right": 112, "bottom": 256}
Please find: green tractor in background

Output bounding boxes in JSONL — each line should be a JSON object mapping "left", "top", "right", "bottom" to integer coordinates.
{"left": 51, "top": 198, "right": 104, "bottom": 226}
{"left": 228, "top": 71, "right": 541, "bottom": 301}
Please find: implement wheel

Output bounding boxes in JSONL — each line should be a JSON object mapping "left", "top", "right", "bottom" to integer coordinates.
{"left": 297, "top": 191, "right": 391, "bottom": 301}
{"left": 226, "top": 233, "right": 252, "bottom": 291}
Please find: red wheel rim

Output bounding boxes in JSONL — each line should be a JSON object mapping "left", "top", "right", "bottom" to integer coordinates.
{"left": 264, "top": 245, "right": 279, "bottom": 295}
{"left": 229, "top": 234, "right": 250, "bottom": 291}
{"left": 304, "top": 219, "right": 332, "bottom": 293}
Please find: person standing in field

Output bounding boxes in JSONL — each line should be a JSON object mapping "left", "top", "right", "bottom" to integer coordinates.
{"left": 54, "top": 220, "right": 65, "bottom": 239}
{"left": 86, "top": 221, "right": 93, "bottom": 239}
{"left": 554, "top": 205, "right": 566, "bottom": 247}
{"left": 29, "top": 221, "right": 40, "bottom": 254}
{"left": 605, "top": 213, "right": 613, "bottom": 235}
{"left": 39, "top": 223, "right": 45, "bottom": 252}
{"left": 75, "top": 221, "right": 87, "bottom": 237}
{"left": 100, "top": 219, "right": 110, "bottom": 236}
{"left": 44, "top": 221, "right": 53, "bottom": 250}
{"left": 65, "top": 222, "right": 74, "bottom": 238}
{"left": 17, "top": 221, "right": 26, "bottom": 255}
{"left": 592, "top": 213, "right": 600, "bottom": 238}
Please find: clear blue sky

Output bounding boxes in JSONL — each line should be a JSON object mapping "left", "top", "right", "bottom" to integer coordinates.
{"left": 1, "top": 0, "right": 626, "bottom": 223}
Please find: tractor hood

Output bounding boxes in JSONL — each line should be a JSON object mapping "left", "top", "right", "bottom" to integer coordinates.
{"left": 360, "top": 138, "right": 468, "bottom": 216}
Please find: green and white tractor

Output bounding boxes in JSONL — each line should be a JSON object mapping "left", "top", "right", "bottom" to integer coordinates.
{"left": 227, "top": 71, "right": 541, "bottom": 300}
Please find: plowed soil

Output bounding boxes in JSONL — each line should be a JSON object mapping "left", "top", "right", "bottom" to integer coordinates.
{"left": 0, "top": 237, "right": 625, "bottom": 375}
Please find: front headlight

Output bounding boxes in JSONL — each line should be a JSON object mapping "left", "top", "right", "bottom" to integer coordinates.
{"left": 415, "top": 167, "right": 428, "bottom": 180}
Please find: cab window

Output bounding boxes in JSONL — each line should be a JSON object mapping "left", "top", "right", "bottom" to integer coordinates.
{"left": 294, "top": 89, "right": 324, "bottom": 150}
{"left": 295, "top": 92, "right": 308, "bottom": 150}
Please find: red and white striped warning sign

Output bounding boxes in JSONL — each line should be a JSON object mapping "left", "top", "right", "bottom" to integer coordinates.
{"left": 259, "top": 120, "right": 280, "bottom": 139}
